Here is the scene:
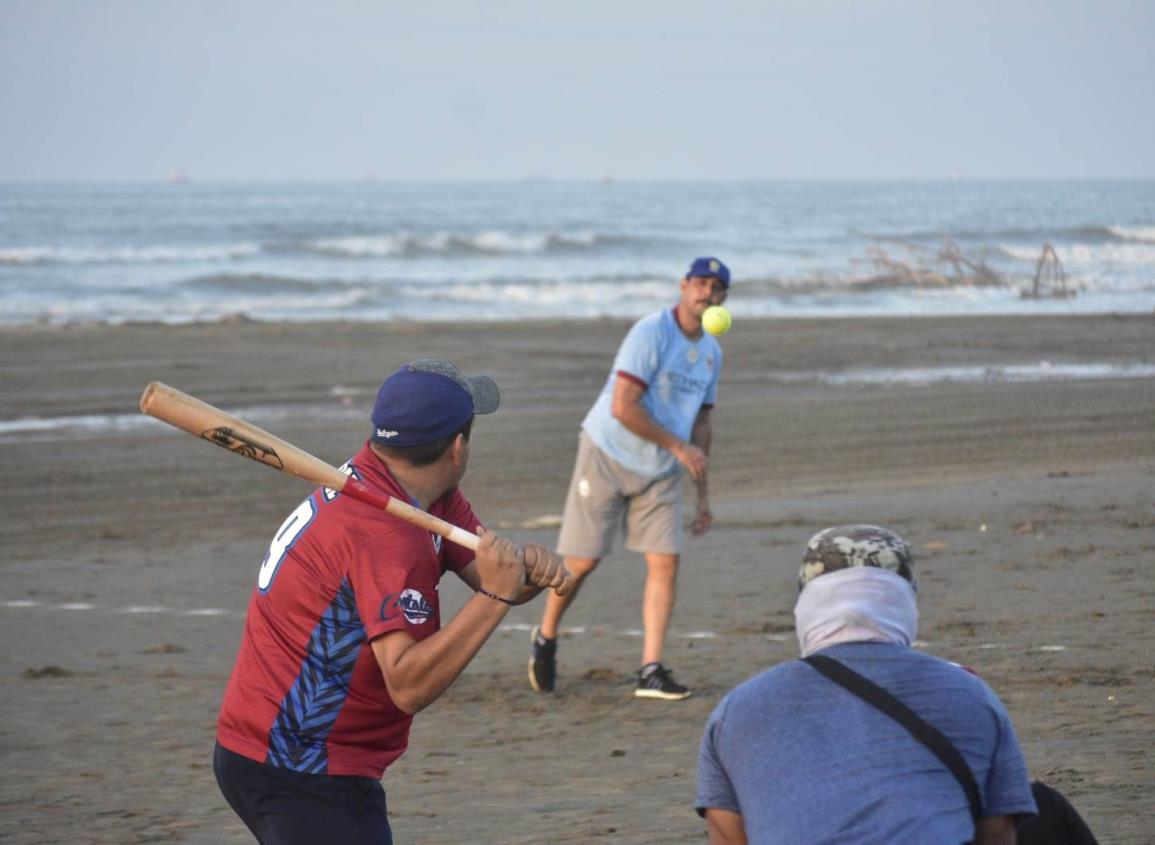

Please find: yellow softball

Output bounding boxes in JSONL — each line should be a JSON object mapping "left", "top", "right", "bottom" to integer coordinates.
{"left": 702, "top": 305, "right": 732, "bottom": 336}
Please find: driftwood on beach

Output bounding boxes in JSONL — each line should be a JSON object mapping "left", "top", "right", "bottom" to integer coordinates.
{"left": 1021, "top": 242, "right": 1076, "bottom": 299}
{"left": 853, "top": 238, "right": 1077, "bottom": 299}
{"left": 852, "top": 238, "right": 1004, "bottom": 291}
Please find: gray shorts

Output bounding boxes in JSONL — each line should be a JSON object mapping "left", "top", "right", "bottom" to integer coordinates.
{"left": 556, "top": 432, "right": 683, "bottom": 559}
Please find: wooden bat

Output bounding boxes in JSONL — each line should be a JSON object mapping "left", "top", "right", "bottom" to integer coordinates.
{"left": 139, "top": 381, "right": 480, "bottom": 551}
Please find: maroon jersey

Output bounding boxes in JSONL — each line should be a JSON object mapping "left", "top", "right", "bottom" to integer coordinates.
{"left": 217, "top": 443, "right": 481, "bottom": 778}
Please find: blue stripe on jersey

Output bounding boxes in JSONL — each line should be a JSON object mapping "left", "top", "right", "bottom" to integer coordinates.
{"left": 266, "top": 578, "right": 364, "bottom": 773}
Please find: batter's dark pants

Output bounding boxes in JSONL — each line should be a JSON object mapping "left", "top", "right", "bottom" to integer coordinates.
{"left": 214, "top": 742, "right": 393, "bottom": 845}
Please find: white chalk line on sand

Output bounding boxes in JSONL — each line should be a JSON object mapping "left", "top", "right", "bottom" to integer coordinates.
{"left": 0, "top": 599, "right": 767, "bottom": 644}
{"left": 500, "top": 622, "right": 717, "bottom": 640}
{"left": 1, "top": 600, "right": 715, "bottom": 638}
{"left": 2, "top": 600, "right": 1071, "bottom": 650}
{"left": 4, "top": 599, "right": 234, "bottom": 617}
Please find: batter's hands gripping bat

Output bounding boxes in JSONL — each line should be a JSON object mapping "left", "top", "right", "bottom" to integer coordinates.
{"left": 139, "top": 381, "right": 571, "bottom": 594}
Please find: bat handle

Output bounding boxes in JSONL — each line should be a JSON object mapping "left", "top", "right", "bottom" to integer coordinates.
{"left": 341, "top": 479, "right": 481, "bottom": 552}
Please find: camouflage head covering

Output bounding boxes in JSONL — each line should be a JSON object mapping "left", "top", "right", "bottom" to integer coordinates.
{"left": 798, "top": 524, "right": 915, "bottom": 591}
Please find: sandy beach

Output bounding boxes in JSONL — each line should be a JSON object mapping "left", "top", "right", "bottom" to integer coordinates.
{"left": 1, "top": 313, "right": 1153, "bottom": 843}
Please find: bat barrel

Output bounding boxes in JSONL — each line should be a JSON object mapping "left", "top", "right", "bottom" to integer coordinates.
{"left": 138, "top": 381, "right": 482, "bottom": 553}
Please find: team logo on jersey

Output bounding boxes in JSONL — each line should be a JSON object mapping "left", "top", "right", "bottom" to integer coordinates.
{"left": 687, "top": 347, "right": 699, "bottom": 364}
{"left": 431, "top": 533, "right": 443, "bottom": 554}
{"left": 397, "top": 588, "right": 434, "bottom": 624}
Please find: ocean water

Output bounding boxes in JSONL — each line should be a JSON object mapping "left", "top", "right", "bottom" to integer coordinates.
{"left": 1, "top": 180, "right": 1153, "bottom": 325}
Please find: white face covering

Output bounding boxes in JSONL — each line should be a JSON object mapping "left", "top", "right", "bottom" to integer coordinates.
{"left": 794, "top": 567, "right": 918, "bottom": 658}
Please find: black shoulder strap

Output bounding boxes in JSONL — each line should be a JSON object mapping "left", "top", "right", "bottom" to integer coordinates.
{"left": 803, "top": 654, "right": 983, "bottom": 822}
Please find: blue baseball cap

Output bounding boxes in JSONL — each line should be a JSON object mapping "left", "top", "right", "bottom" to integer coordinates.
{"left": 686, "top": 256, "right": 731, "bottom": 289}
{"left": 371, "top": 359, "right": 500, "bottom": 447}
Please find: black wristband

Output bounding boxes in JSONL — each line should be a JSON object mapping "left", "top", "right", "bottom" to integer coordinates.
{"left": 477, "top": 587, "right": 517, "bottom": 606}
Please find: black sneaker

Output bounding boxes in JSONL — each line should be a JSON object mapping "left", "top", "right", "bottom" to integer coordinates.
{"left": 528, "top": 626, "right": 556, "bottom": 693}
{"left": 635, "top": 662, "right": 691, "bottom": 701}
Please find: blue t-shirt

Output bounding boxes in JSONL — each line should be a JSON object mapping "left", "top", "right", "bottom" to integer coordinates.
{"left": 696, "top": 642, "right": 1037, "bottom": 844}
{"left": 582, "top": 307, "right": 723, "bottom": 478}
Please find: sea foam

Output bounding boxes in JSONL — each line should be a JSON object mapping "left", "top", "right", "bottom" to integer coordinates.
{"left": 0, "top": 243, "right": 261, "bottom": 265}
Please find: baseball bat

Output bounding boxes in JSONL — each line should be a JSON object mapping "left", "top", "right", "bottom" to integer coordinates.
{"left": 139, "top": 381, "right": 480, "bottom": 551}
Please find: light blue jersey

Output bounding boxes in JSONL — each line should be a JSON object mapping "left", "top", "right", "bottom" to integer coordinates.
{"left": 696, "top": 643, "right": 1037, "bottom": 845}
{"left": 582, "top": 308, "right": 723, "bottom": 478}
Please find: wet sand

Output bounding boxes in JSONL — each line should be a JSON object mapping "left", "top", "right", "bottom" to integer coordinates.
{"left": 1, "top": 314, "right": 1153, "bottom": 843}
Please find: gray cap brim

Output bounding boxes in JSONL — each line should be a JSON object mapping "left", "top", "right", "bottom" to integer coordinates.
{"left": 406, "top": 358, "right": 500, "bottom": 415}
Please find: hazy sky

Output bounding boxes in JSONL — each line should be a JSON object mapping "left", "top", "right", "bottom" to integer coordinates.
{"left": 2, "top": 0, "right": 1152, "bottom": 181}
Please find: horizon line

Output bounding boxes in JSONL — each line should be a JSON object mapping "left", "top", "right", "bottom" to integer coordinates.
{"left": 3, "top": 175, "right": 1155, "bottom": 187}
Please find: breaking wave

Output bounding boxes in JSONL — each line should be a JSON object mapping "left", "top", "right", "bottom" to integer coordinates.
{"left": 0, "top": 243, "right": 261, "bottom": 265}
{"left": 300, "top": 230, "right": 649, "bottom": 258}
{"left": 997, "top": 242, "right": 1155, "bottom": 265}
{"left": 865, "top": 225, "right": 1148, "bottom": 245}
{"left": 1107, "top": 225, "right": 1155, "bottom": 244}
{"left": 0, "top": 231, "right": 654, "bottom": 266}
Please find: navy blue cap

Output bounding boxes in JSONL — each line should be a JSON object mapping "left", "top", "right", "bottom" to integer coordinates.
{"left": 686, "top": 256, "right": 731, "bottom": 289}
{"left": 371, "top": 359, "right": 500, "bottom": 447}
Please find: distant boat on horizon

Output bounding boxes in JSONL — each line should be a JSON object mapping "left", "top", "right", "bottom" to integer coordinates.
{"left": 167, "top": 169, "right": 189, "bottom": 185}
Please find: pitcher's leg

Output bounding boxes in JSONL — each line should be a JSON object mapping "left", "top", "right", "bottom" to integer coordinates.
{"left": 530, "top": 556, "right": 601, "bottom": 693}
{"left": 538, "top": 556, "right": 600, "bottom": 639}
{"left": 635, "top": 552, "right": 691, "bottom": 700}
{"left": 641, "top": 553, "right": 679, "bottom": 666}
